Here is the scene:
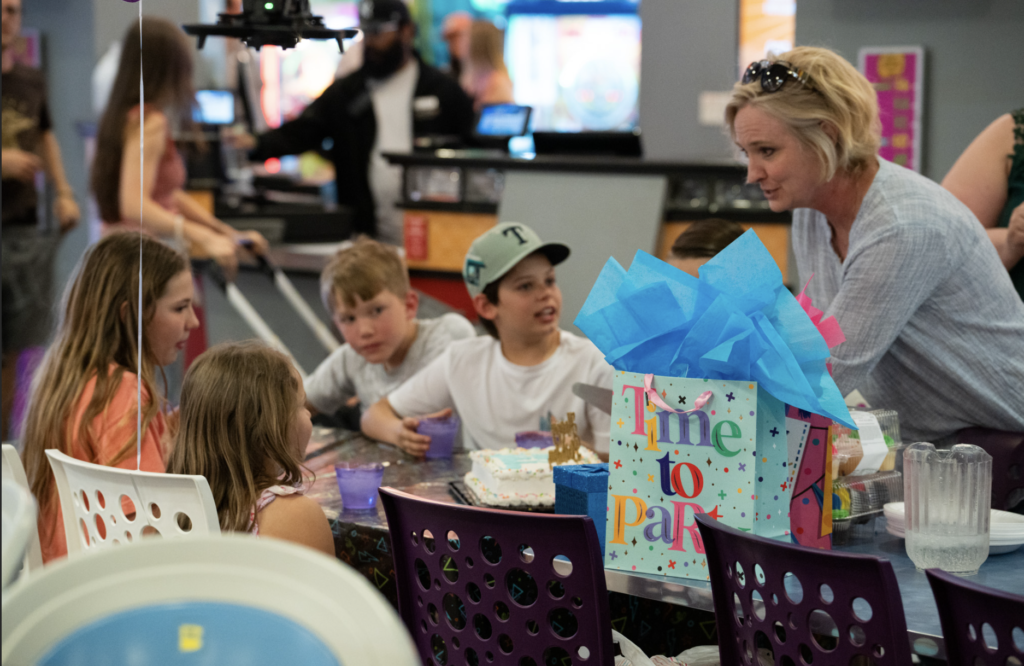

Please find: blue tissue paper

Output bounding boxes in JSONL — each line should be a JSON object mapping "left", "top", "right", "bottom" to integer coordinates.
{"left": 573, "top": 230, "right": 854, "bottom": 428}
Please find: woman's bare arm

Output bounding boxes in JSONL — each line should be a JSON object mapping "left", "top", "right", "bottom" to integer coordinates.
{"left": 118, "top": 113, "right": 240, "bottom": 277}
{"left": 942, "top": 113, "right": 1013, "bottom": 229}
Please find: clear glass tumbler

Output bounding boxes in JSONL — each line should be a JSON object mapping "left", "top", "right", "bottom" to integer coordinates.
{"left": 335, "top": 463, "right": 385, "bottom": 511}
{"left": 904, "top": 442, "right": 992, "bottom": 575}
{"left": 418, "top": 415, "right": 461, "bottom": 460}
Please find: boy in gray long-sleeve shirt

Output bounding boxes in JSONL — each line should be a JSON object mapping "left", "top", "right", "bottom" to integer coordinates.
{"left": 304, "top": 238, "right": 475, "bottom": 420}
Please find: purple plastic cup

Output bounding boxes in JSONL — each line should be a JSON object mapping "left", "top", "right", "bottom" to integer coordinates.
{"left": 515, "top": 431, "right": 553, "bottom": 449}
{"left": 418, "top": 414, "right": 461, "bottom": 459}
{"left": 335, "top": 462, "right": 385, "bottom": 511}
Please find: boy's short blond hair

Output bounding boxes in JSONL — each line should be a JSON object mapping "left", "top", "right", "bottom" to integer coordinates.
{"left": 320, "top": 237, "right": 410, "bottom": 313}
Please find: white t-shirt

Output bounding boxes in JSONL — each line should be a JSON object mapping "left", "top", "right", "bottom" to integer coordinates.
{"left": 305, "top": 313, "right": 475, "bottom": 414}
{"left": 388, "top": 330, "right": 614, "bottom": 452}
{"left": 368, "top": 59, "right": 418, "bottom": 246}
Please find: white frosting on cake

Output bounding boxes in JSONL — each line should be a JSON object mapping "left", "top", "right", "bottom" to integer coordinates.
{"left": 464, "top": 446, "right": 600, "bottom": 507}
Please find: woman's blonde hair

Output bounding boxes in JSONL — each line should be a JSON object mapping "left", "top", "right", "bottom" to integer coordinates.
{"left": 22, "top": 231, "right": 189, "bottom": 516}
{"left": 468, "top": 20, "right": 507, "bottom": 73}
{"left": 725, "top": 46, "right": 881, "bottom": 181}
{"left": 167, "top": 341, "right": 305, "bottom": 533}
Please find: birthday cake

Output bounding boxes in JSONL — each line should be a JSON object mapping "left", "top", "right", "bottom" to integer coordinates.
{"left": 464, "top": 446, "right": 601, "bottom": 507}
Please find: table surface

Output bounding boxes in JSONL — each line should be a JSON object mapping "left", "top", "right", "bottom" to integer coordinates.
{"left": 304, "top": 429, "right": 1024, "bottom": 660}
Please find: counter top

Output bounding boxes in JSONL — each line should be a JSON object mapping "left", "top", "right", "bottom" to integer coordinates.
{"left": 383, "top": 150, "right": 751, "bottom": 175}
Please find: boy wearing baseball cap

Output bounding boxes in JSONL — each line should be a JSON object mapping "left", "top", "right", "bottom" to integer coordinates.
{"left": 361, "top": 222, "right": 613, "bottom": 455}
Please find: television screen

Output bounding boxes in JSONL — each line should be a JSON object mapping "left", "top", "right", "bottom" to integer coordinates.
{"left": 505, "top": 12, "right": 641, "bottom": 132}
{"left": 193, "top": 90, "right": 235, "bottom": 125}
{"left": 476, "top": 104, "right": 532, "bottom": 137}
{"left": 258, "top": 1, "right": 359, "bottom": 126}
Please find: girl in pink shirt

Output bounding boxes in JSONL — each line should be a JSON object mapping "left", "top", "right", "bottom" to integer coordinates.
{"left": 91, "top": 17, "right": 268, "bottom": 281}
{"left": 168, "top": 342, "right": 334, "bottom": 557}
{"left": 21, "top": 232, "right": 199, "bottom": 562}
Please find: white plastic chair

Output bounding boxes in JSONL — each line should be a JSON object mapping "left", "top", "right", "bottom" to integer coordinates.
{"left": 1, "top": 534, "right": 420, "bottom": 666}
{"left": 1, "top": 444, "right": 43, "bottom": 576}
{"left": 44, "top": 449, "right": 220, "bottom": 556}
{"left": 2, "top": 481, "right": 37, "bottom": 590}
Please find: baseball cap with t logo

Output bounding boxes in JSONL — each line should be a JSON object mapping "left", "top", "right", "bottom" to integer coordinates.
{"left": 463, "top": 222, "right": 570, "bottom": 297}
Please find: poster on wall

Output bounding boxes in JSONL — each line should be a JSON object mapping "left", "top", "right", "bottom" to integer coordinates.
{"left": 738, "top": 0, "right": 795, "bottom": 76}
{"left": 12, "top": 28, "right": 41, "bottom": 68}
{"left": 858, "top": 46, "right": 925, "bottom": 173}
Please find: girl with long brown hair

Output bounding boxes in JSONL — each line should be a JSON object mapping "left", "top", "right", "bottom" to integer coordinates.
{"left": 22, "top": 231, "right": 199, "bottom": 562}
{"left": 91, "top": 16, "right": 267, "bottom": 279}
{"left": 167, "top": 341, "right": 333, "bottom": 555}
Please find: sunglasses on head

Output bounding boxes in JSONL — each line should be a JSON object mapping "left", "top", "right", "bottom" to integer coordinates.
{"left": 742, "top": 60, "right": 813, "bottom": 93}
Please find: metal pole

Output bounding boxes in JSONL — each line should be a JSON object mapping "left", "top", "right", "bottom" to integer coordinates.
{"left": 272, "top": 268, "right": 340, "bottom": 353}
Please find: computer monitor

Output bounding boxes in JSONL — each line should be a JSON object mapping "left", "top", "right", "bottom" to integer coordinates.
{"left": 193, "top": 90, "right": 235, "bottom": 125}
{"left": 532, "top": 130, "right": 642, "bottom": 157}
{"left": 505, "top": 10, "right": 641, "bottom": 132}
{"left": 476, "top": 104, "right": 532, "bottom": 138}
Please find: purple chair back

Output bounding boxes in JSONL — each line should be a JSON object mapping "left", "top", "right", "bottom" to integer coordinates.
{"left": 379, "top": 487, "right": 612, "bottom": 666}
{"left": 695, "top": 513, "right": 913, "bottom": 666}
{"left": 926, "top": 568, "right": 1024, "bottom": 666}
{"left": 956, "top": 428, "right": 1024, "bottom": 511}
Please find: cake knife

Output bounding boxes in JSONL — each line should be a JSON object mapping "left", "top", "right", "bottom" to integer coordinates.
{"left": 572, "top": 382, "right": 613, "bottom": 415}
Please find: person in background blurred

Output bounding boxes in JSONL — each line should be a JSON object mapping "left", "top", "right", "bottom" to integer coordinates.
{"left": 942, "top": 109, "right": 1024, "bottom": 301}
{"left": 91, "top": 17, "right": 268, "bottom": 280}
{"left": 440, "top": 11, "right": 471, "bottom": 81}
{"left": 460, "top": 20, "right": 513, "bottom": 112}
{"left": 667, "top": 219, "right": 745, "bottom": 277}
{"left": 2, "top": 0, "right": 80, "bottom": 439}
{"left": 237, "top": 0, "right": 474, "bottom": 246}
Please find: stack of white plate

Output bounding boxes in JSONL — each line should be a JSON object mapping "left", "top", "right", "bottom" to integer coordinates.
{"left": 882, "top": 502, "right": 1024, "bottom": 555}
{"left": 883, "top": 502, "right": 905, "bottom": 537}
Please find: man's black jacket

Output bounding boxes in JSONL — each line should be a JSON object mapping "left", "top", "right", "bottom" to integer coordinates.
{"left": 251, "top": 56, "right": 475, "bottom": 237}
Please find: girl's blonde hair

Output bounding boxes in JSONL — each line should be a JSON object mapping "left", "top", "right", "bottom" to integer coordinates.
{"left": 167, "top": 341, "right": 305, "bottom": 532}
{"left": 725, "top": 46, "right": 881, "bottom": 181}
{"left": 468, "top": 20, "right": 507, "bottom": 74}
{"left": 22, "top": 231, "right": 189, "bottom": 515}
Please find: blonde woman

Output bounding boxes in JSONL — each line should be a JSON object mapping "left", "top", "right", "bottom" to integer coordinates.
{"left": 22, "top": 232, "right": 198, "bottom": 562}
{"left": 461, "top": 20, "right": 513, "bottom": 111}
{"left": 167, "top": 342, "right": 333, "bottom": 556}
{"left": 727, "top": 46, "right": 1024, "bottom": 443}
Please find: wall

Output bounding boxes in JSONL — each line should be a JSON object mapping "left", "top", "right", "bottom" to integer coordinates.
{"left": 795, "top": 0, "right": 1024, "bottom": 181}
{"left": 22, "top": 0, "right": 96, "bottom": 291}
{"left": 639, "top": 0, "right": 1024, "bottom": 181}
{"left": 639, "top": 0, "right": 740, "bottom": 162}
{"left": 94, "top": 0, "right": 220, "bottom": 89}
{"left": 93, "top": 0, "right": 200, "bottom": 60}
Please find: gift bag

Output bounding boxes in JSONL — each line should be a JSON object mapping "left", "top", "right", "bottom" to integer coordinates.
{"left": 576, "top": 232, "right": 855, "bottom": 579}
{"left": 606, "top": 372, "right": 789, "bottom": 580}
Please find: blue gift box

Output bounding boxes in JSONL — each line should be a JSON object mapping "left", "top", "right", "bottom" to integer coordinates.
{"left": 553, "top": 463, "right": 609, "bottom": 555}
